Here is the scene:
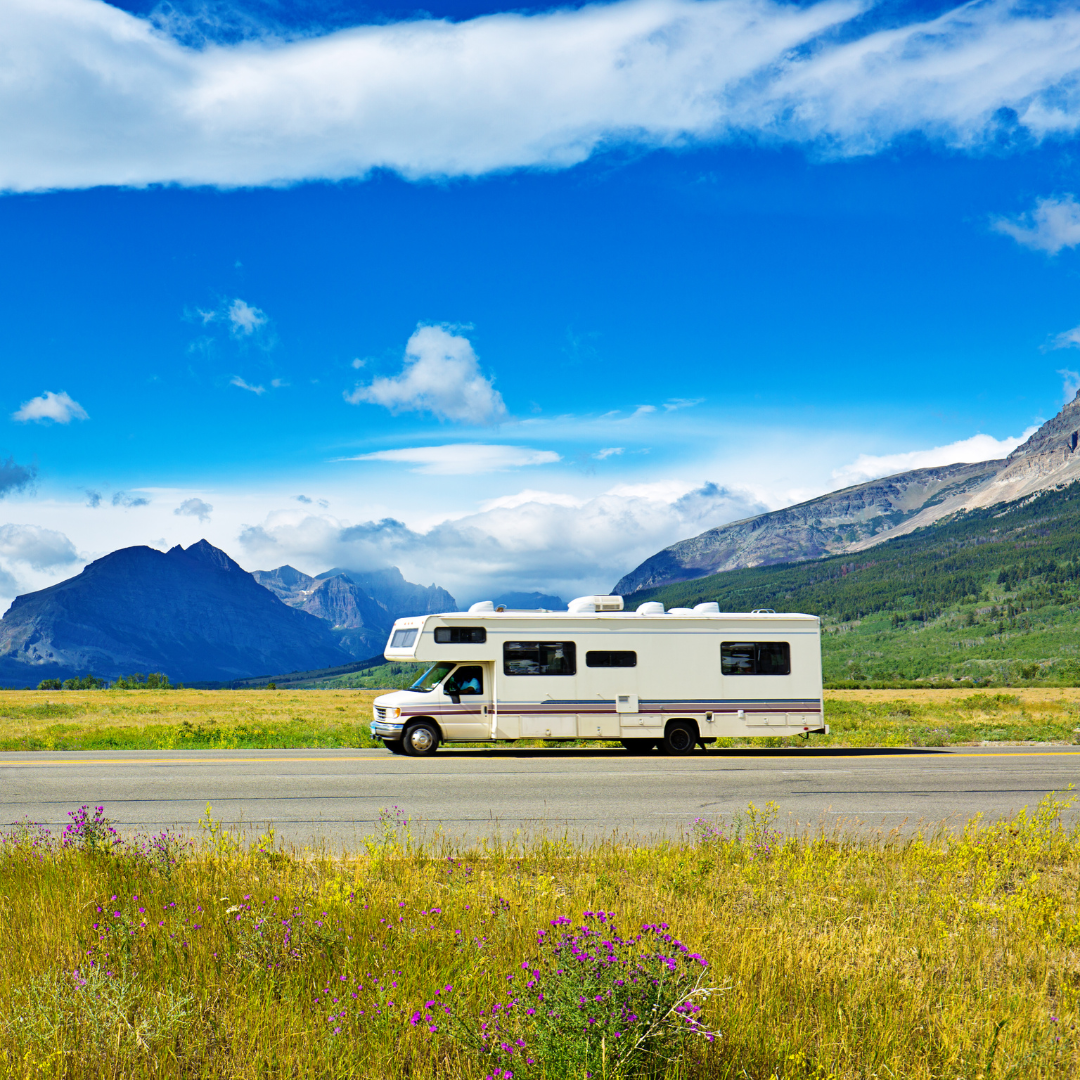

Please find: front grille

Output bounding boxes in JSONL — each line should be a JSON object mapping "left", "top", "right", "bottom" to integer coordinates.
{"left": 374, "top": 706, "right": 387, "bottom": 721}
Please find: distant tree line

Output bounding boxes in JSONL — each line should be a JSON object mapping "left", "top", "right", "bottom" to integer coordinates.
{"left": 36, "top": 672, "right": 176, "bottom": 690}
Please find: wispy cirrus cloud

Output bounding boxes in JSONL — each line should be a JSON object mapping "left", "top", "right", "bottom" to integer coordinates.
{"left": 343, "top": 443, "right": 560, "bottom": 475}
{"left": 7, "top": 0, "right": 1080, "bottom": 191}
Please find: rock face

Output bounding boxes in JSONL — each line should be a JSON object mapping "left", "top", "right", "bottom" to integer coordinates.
{"left": 615, "top": 392, "right": 1080, "bottom": 595}
{"left": 251, "top": 564, "right": 457, "bottom": 657}
{"left": 0, "top": 540, "right": 352, "bottom": 685}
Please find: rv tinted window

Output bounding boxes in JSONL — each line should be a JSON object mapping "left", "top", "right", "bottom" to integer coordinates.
{"left": 586, "top": 650, "right": 637, "bottom": 668}
{"left": 504, "top": 641, "right": 576, "bottom": 676}
{"left": 721, "top": 641, "right": 790, "bottom": 675}
{"left": 434, "top": 627, "right": 486, "bottom": 644}
{"left": 390, "top": 628, "right": 418, "bottom": 649}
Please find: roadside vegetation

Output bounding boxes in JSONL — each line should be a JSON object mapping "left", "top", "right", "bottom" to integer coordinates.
{"left": 1, "top": 688, "right": 1080, "bottom": 751}
{"left": 1, "top": 795, "right": 1078, "bottom": 1078}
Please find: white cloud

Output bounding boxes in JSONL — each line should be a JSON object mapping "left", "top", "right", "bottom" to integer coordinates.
{"left": 112, "top": 491, "right": 150, "bottom": 508}
{"left": 0, "top": 524, "right": 78, "bottom": 570}
{"left": 228, "top": 298, "right": 268, "bottom": 336}
{"left": 346, "top": 325, "right": 507, "bottom": 424}
{"left": 344, "top": 443, "right": 560, "bottom": 475}
{"left": 831, "top": 429, "right": 1039, "bottom": 488}
{"left": 1059, "top": 368, "right": 1080, "bottom": 402}
{"left": 993, "top": 196, "right": 1080, "bottom": 254}
{"left": 9, "top": 0, "right": 1080, "bottom": 190}
{"left": 12, "top": 390, "right": 88, "bottom": 424}
{"left": 230, "top": 376, "right": 266, "bottom": 395}
{"left": 174, "top": 497, "right": 213, "bottom": 522}
{"left": 594, "top": 447, "right": 624, "bottom": 459}
{"left": 237, "top": 480, "right": 766, "bottom": 600}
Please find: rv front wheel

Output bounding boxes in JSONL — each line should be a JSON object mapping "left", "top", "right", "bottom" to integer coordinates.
{"left": 662, "top": 721, "right": 697, "bottom": 756}
{"left": 620, "top": 739, "right": 656, "bottom": 753}
{"left": 403, "top": 721, "right": 440, "bottom": 757}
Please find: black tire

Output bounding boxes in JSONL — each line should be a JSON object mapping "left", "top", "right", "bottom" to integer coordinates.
{"left": 662, "top": 720, "right": 698, "bottom": 756}
{"left": 621, "top": 738, "right": 657, "bottom": 753}
{"left": 402, "top": 721, "right": 440, "bottom": 757}
{"left": 383, "top": 739, "right": 407, "bottom": 755}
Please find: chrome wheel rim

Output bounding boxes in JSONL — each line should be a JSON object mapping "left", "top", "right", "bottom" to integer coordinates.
{"left": 409, "top": 727, "right": 434, "bottom": 752}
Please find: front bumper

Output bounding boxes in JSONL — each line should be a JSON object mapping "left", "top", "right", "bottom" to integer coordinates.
{"left": 371, "top": 719, "right": 405, "bottom": 740}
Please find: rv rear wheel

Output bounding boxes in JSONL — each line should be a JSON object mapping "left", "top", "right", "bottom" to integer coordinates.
{"left": 402, "top": 721, "right": 440, "bottom": 757}
{"left": 620, "top": 738, "right": 656, "bottom": 753}
{"left": 662, "top": 721, "right": 697, "bottom": 756}
{"left": 383, "top": 739, "right": 406, "bottom": 755}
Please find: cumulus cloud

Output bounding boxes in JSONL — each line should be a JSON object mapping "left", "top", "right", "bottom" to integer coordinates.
{"left": 831, "top": 429, "right": 1039, "bottom": 488}
{"left": 112, "top": 491, "right": 150, "bottom": 508}
{"left": 0, "top": 456, "right": 37, "bottom": 498}
{"left": 237, "top": 480, "right": 766, "bottom": 600}
{"left": 0, "top": 523, "right": 78, "bottom": 570}
{"left": 85, "top": 489, "right": 102, "bottom": 508}
{"left": 9, "top": 0, "right": 1080, "bottom": 191}
{"left": 12, "top": 390, "right": 88, "bottom": 424}
{"left": 345, "top": 444, "right": 560, "bottom": 475}
{"left": 230, "top": 376, "right": 266, "bottom": 395}
{"left": 346, "top": 325, "right": 507, "bottom": 424}
{"left": 175, "top": 497, "right": 213, "bottom": 522}
{"left": 993, "top": 196, "right": 1080, "bottom": 254}
{"left": 228, "top": 298, "right": 268, "bottom": 336}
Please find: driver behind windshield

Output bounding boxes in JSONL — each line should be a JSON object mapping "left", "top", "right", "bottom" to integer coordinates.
{"left": 444, "top": 666, "right": 483, "bottom": 695}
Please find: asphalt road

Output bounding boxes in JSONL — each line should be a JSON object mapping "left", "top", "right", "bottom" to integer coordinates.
{"left": 2, "top": 746, "right": 1078, "bottom": 847}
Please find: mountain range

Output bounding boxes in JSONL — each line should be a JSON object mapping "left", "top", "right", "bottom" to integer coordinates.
{"left": 0, "top": 544, "right": 457, "bottom": 687}
{"left": 251, "top": 565, "right": 456, "bottom": 656}
{"left": 615, "top": 391, "right": 1080, "bottom": 595}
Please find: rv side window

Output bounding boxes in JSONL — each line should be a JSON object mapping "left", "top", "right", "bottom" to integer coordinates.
{"left": 390, "top": 628, "right": 418, "bottom": 649}
{"left": 434, "top": 627, "right": 487, "bottom": 644}
{"left": 586, "top": 650, "right": 637, "bottom": 668}
{"left": 504, "top": 641, "right": 577, "bottom": 676}
{"left": 721, "top": 641, "right": 790, "bottom": 675}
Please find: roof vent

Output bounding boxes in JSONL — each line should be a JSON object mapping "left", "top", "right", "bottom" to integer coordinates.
{"left": 468, "top": 600, "right": 495, "bottom": 613}
{"left": 635, "top": 601, "right": 664, "bottom": 614}
{"left": 693, "top": 602, "right": 720, "bottom": 614}
{"left": 667, "top": 607, "right": 694, "bottom": 615}
{"left": 750, "top": 607, "right": 777, "bottom": 614}
{"left": 568, "top": 594, "right": 624, "bottom": 613}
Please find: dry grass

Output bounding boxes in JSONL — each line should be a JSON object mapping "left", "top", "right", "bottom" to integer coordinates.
{"left": 1, "top": 796, "right": 1078, "bottom": 1078}
{"left": 0, "top": 687, "right": 1078, "bottom": 751}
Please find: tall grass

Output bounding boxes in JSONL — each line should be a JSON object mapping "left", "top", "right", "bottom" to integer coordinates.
{"left": 1, "top": 795, "right": 1078, "bottom": 1078}
{"left": 2, "top": 687, "right": 1080, "bottom": 751}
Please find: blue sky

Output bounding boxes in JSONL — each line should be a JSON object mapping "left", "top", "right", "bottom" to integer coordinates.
{"left": 4, "top": 0, "right": 1080, "bottom": 606}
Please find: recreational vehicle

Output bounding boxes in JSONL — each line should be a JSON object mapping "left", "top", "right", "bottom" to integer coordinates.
{"left": 369, "top": 595, "right": 826, "bottom": 755}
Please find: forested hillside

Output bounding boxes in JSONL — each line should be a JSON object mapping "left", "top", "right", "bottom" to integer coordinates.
{"left": 628, "top": 482, "right": 1080, "bottom": 685}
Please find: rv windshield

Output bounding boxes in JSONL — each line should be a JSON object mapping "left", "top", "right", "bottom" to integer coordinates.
{"left": 409, "top": 663, "right": 455, "bottom": 692}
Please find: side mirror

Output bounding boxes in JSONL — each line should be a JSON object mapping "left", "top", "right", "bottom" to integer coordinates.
{"left": 449, "top": 693, "right": 461, "bottom": 704}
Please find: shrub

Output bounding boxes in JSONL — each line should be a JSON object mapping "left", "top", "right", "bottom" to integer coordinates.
{"left": 422, "top": 911, "right": 720, "bottom": 1078}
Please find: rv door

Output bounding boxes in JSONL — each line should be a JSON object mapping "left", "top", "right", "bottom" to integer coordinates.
{"left": 438, "top": 663, "right": 492, "bottom": 743}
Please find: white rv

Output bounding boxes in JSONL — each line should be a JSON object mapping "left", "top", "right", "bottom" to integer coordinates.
{"left": 369, "top": 595, "right": 827, "bottom": 756}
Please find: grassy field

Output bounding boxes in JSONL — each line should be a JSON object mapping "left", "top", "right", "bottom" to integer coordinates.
{"left": 1, "top": 795, "right": 1078, "bottom": 1078}
{"left": 2, "top": 687, "right": 1080, "bottom": 751}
